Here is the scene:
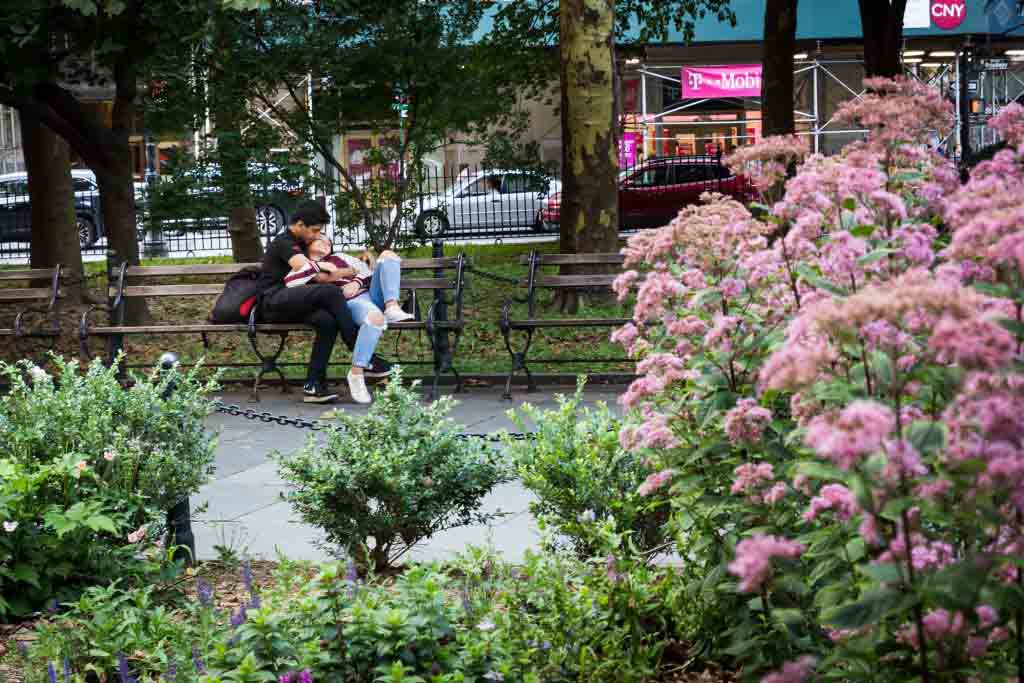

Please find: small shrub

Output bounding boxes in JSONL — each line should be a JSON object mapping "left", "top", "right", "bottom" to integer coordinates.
{"left": 502, "top": 379, "right": 669, "bottom": 558}
{"left": 275, "top": 369, "right": 511, "bottom": 573}
{"left": 0, "top": 356, "right": 217, "bottom": 619}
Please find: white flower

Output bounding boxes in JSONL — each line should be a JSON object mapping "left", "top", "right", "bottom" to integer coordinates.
{"left": 578, "top": 509, "right": 596, "bottom": 523}
{"left": 27, "top": 365, "right": 48, "bottom": 382}
{"left": 477, "top": 619, "right": 496, "bottom": 632}
{"left": 127, "top": 525, "right": 147, "bottom": 544}
{"left": 3, "top": 521, "right": 18, "bottom": 533}
{"left": 483, "top": 672, "right": 504, "bottom": 681}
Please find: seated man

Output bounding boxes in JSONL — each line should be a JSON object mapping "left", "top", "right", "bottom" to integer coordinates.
{"left": 285, "top": 237, "right": 412, "bottom": 403}
{"left": 257, "top": 200, "right": 389, "bottom": 404}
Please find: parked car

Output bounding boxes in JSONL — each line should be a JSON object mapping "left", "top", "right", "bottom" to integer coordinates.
{"left": 401, "top": 168, "right": 561, "bottom": 237}
{"left": 0, "top": 170, "right": 118, "bottom": 248}
{"left": 536, "top": 156, "right": 756, "bottom": 231}
{"left": 145, "top": 160, "right": 308, "bottom": 238}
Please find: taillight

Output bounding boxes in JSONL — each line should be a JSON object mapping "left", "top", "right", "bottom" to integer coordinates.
{"left": 288, "top": 188, "right": 305, "bottom": 197}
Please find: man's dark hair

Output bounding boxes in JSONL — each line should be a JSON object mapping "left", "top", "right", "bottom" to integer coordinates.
{"left": 290, "top": 200, "right": 330, "bottom": 227}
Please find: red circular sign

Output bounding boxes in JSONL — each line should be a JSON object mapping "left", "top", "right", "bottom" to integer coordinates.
{"left": 931, "top": 0, "right": 966, "bottom": 30}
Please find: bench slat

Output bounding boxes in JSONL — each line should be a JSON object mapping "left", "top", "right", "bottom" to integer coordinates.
{"left": 0, "top": 288, "right": 59, "bottom": 302}
{"left": 518, "top": 274, "right": 620, "bottom": 288}
{"left": 507, "top": 318, "right": 631, "bottom": 328}
{"left": 521, "top": 253, "right": 624, "bottom": 266}
{"left": 126, "top": 264, "right": 257, "bottom": 276}
{"left": 0, "top": 268, "right": 59, "bottom": 281}
{"left": 125, "top": 257, "right": 460, "bottom": 279}
{"left": 87, "top": 319, "right": 461, "bottom": 335}
{"left": 112, "top": 279, "right": 454, "bottom": 298}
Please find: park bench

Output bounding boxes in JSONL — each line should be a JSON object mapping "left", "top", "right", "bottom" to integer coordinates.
{"left": 79, "top": 256, "right": 467, "bottom": 399}
{"left": 499, "top": 251, "right": 630, "bottom": 399}
{"left": 0, "top": 266, "right": 63, "bottom": 362}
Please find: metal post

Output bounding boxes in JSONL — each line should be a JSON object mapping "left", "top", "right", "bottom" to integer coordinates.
{"left": 641, "top": 66, "right": 648, "bottom": 159}
{"left": 431, "top": 239, "right": 449, "bottom": 378}
{"left": 159, "top": 352, "right": 196, "bottom": 566}
{"left": 142, "top": 132, "right": 168, "bottom": 258}
{"left": 812, "top": 60, "right": 821, "bottom": 154}
{"left": 958, "top": 47, "right": 972, "bottom": 173}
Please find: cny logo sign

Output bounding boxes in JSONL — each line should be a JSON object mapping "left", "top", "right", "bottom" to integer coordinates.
{"left": 931, "top": 0, "right": 966, "bottom": 30}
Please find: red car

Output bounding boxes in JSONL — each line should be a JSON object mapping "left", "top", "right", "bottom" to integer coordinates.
{"left": 536, "top": 156, "right": 757, "bottom": 231}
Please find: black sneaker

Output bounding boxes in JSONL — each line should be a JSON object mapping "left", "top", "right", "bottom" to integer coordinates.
{"left": 302, "top": 381, "right": 338, "bottom": 404}
{"left": 364, "top": 355, "right": 392, "bottom": 378}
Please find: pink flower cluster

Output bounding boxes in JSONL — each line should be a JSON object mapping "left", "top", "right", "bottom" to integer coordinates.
{"left": 760, "top": 656, "right": 817, "bottom": 683}
{"left": 804, "top": 401, "right": 895, "bottom": 470}
{"left": 728, "top": 534, "right": 805, "bottom": 592}
{"left": 725, "top": 134, "right": 809, "bottom": 195}
{"left": 724, "top": 399, "right": 773, "bottom": 444}
{"left": 803, "top": 484, "right": 858, "bottom": 522}
{"left": 731, "top": 462, "right": 786, "bottom": 505}
{"left": 835, "top": 77, "right": 954, "bottom": 153}
{"left": 637, "top": 468, "right": 675, "bottom": 497}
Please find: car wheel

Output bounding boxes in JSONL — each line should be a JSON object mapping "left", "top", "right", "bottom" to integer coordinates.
{"left": 415, "top": 210, "right": 449, "bottom": 238}
{"left": 77, "top": 215, "right": 97, "bottom": 248}
{"left": 256, "top": 205, "right": 286, "bottom": 237}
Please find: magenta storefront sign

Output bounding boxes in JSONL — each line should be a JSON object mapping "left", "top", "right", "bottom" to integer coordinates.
{"left": 682, "top": 64, "right": 762, "bottom": 99}
{"left": 930, "top": 0, "right": 965, "bottom": 30}
{"left": 619, "top": 132, "right": 639, "bottom": 168}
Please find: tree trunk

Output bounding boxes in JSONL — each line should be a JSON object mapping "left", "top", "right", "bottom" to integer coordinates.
{"left": 762, "top": 0, "right": 798, "bottom": 136}
{"left": 213, "top": 15, "right": 264, "bottom": 263}
{"left": 20, "top": 112, "right": 85, "bottom": 304}
{"left": 558, "top": 0, "right": 618, "bottom": 313}
{"left": 859, "top": 0, "right": 908, "bottom": 78}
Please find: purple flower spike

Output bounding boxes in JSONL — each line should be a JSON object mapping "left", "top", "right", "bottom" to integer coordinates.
{"left": 64, "top": 657, "right": 71, "bottom": 683}
{"left": 344, "top": 560, "right": 358, "bottom": 583}
{"left": 196, "top": 578, "right": 214, "bottom": 606}
{"left": 242, "top": 558, "right": 253, "bottom": 594}
{"left": 248, "top": 594, "right": 262, "bottom": 610}
{"left": 117, "top": 652, "right": 137, "bottom": 683}
{"left": 230, "top": 604, "right": 248, "bottom": 628}
{"left": 163, "top": 657, "right": 177, "bottom": 681}
{"left": 48, "top": 663, "right": 57, "bottom": 683}
{"left": 192, "top": 647, "right": 205, "bottom": 674}
{"left": 299, "top": 670, "right": 312, "bottom": 683}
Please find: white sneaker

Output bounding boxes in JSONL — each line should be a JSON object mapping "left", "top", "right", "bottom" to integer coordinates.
{"left": 347, "top": 371, "right": 372, "bottom": 404}
{"left": 385, "top": 306, "right": 415, "bottom": 324}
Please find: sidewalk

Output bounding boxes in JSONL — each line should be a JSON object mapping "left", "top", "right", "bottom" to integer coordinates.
{"left": 194, "top": 384, "right": 623, "bottom": 564}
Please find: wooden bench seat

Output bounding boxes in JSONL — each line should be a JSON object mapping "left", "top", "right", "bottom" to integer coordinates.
{"left": 0, "top": 267, "right": 63, "bottom": 362}
{"left": 499, "top": 251, "right": 629, "bottom": 399}
{"left": 80, "top": 256, "right": 467, "bottom": 399}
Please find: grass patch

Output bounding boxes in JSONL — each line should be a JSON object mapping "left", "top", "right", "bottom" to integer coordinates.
{"left": 1, "top": 242, "right": 635, "bottom": 383}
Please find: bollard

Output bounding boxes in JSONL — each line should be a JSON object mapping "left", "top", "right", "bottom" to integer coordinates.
{"left": 159, "top": 352, "right": 196, "bottom": 566}
{"left": 431, "top": 240, "right": 450, "bottom": 377}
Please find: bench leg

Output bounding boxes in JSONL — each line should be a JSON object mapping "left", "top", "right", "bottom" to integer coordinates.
{"left": 501, "top": 327, "right": 536, "bottom": 400}
{"left": 248, "top": 332, "right": 289, "bottom": 402}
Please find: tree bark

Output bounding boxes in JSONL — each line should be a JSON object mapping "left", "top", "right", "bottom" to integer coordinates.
{"left": 558, "top": 0, "right": 619, "bottom": 313}
{"left": 762, "top": 0, "right": 798, "bottom": 136}
{"left": 859, "top": 0, "right": 908, "bottom": 78}
{"left": 20, "top": 112, "right": 85, "bottom": 304}
{"left": 213, "top": 14, "right": 263, "bottom": 263}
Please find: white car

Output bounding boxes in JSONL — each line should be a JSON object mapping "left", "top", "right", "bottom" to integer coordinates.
{"left": 400, "top": 168, "right": 561, "bottom": 237}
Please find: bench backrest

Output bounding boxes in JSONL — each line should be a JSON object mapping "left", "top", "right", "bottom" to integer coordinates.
{"left": 0, "top": 267, "right": 62, "bottom": 305}
{"left": 517, "top": 252, "right": 625, "bottom": 289}
{"left": 109, "top": 257, "right": 466, "bottom": 300}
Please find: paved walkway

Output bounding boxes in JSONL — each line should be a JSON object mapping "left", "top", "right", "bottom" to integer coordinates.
{"left": 195, "top": 383, "right": 623, "bottom": 564}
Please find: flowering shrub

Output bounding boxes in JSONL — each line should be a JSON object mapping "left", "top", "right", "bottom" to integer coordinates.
{"left": 614, "top": 78, "right": 1024, "bottom": 681}
{"left": 0, "top": 357, "right": 217, "bottom": 619}
{"left": 501, "top": 379, "right": 669, "bottom": 558}
{"left": 275, "top": 369, "right": 511, "bottom": 573}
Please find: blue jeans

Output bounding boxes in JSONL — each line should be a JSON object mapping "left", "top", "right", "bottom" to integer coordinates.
{"left": 348, "top": 257, "right": 402, "bottom": 368}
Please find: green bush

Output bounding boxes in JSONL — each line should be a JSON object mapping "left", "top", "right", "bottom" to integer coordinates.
{"left": 275, "top": 370, "right": 511, "bottom": 573}
{"left": 0, "top": 357, "right": 217, "bottom": 618}
{"left": 502, "top": 380, "right": 669, "bottom": 558}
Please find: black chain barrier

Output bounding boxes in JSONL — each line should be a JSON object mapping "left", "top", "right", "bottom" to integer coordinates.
{"left": 464, "top": 264, "right": 521, "bottom": 287}
{"left": 211, "top": 399, "right": 531, "bottom": 441}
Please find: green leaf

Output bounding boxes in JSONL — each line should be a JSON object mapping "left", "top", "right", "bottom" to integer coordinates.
{"left": 850, "top": 224, "right": 877, "bottom": 238}
{"left": 905, "top": 420, "right": 946, "bottom": 455}
{"left": 822, "top": 588, "right": 901, "bottom": 629}
{"left": 85, "top": 515, "right": 119, "bottom": 534}
{"left": 795, "top": 461, "right": 844, "bottom": 482}
{"left": 857, "top": 249, "right": 897, "bottom": 265}
{"left": 841, "top": 197, "right": 856, "bottom": 211}
{"left": 794, "top": 264, "right": 849, "bottom": 298}
{"left": 845, "top": 538, "right": 866, "bottom": 563}
{"left": 998, "top": 317, "right": 1024, "bottom": 339}
{"left": 856, "top": 562, "right": 903, "bottom": 584}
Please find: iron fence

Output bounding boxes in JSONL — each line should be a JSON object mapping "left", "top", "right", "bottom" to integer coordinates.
{"left": 0, "top": 155, "right": 747, "bottom": 265}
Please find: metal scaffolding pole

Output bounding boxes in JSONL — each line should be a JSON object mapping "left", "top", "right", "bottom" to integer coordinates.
{"left": 812, "top": 60, "right": 821, "bottom": 154}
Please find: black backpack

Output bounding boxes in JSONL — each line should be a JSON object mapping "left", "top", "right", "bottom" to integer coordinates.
{"left": 209, "top": 266, "right": 264, "bottom": 324}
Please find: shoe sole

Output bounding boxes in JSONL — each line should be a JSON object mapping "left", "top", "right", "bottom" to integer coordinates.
{"left": 303, "top": 394, "right": 338, "bottom": 404}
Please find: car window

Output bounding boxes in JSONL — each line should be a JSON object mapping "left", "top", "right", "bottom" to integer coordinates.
{"left": 462, "top": 175, "right": 503, "bottom": 196}
{"left": 631, "top": 165, "right": 669, "bottom": 187}
{"left": 72, "top": 177, "right": 97, "bottom": 192}
{"left": 675, "top": 165, "right": 712, "bottom": 183}
{"left": 503, "top": 173, "right": 548, "bottom": 194}
{"left": 2, "top": 180, "right": 28, "bottom": 195}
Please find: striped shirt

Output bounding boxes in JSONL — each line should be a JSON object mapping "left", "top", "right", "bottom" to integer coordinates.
{"left": 285, "top": 254, "right": 372, "bottom": 299}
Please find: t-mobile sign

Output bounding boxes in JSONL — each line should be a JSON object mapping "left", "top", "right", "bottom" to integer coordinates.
{"left": 682, "top": 64, "right": 763, "bottom": 99}
{"left": 931, "top": 0, "right": 966, "bottom": 29}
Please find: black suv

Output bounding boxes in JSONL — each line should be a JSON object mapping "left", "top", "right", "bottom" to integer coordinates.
{"left": 0, "top": 170, "right": 106, "bottom": 248}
